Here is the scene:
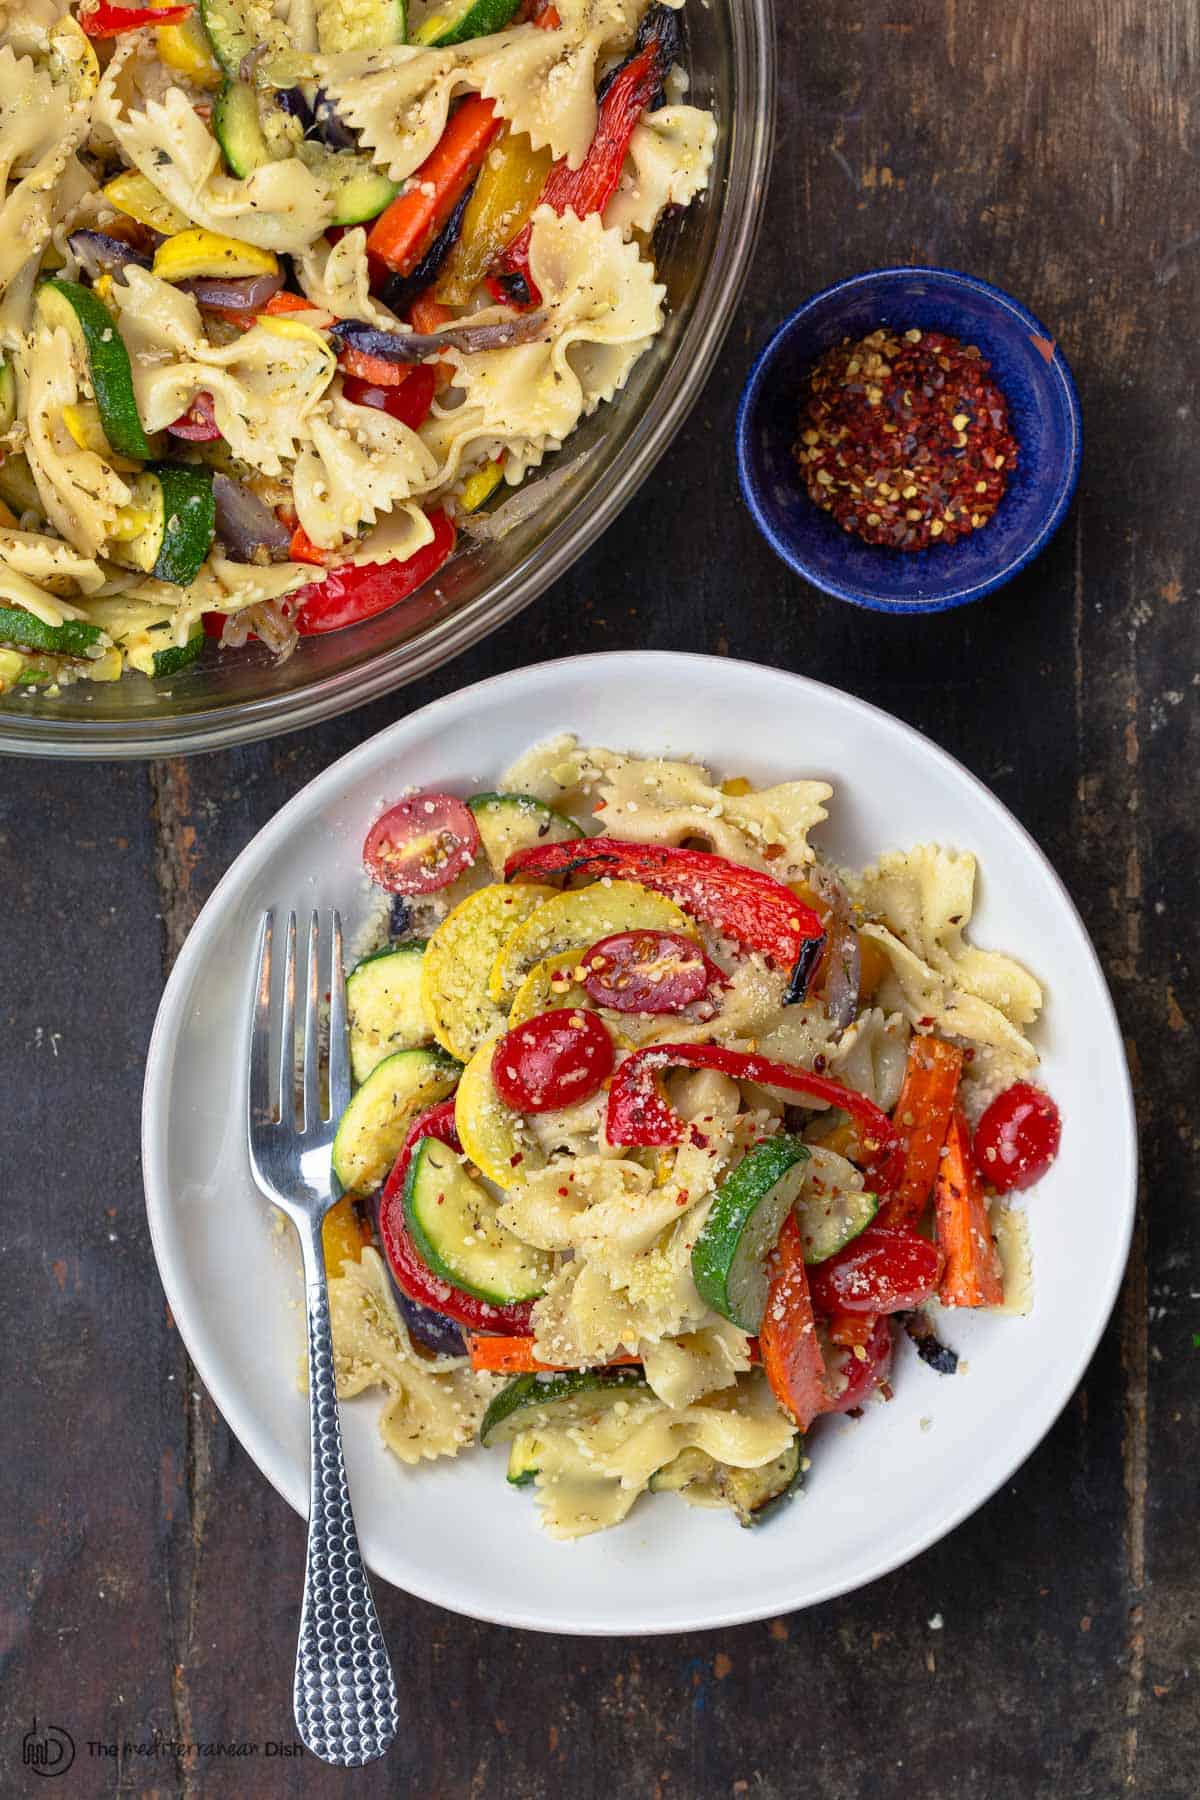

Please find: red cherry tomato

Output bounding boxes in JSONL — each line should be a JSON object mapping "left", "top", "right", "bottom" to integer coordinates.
{"left": 362, "top": 792, "right": 479, "bottom": 894}
{"left": 808, "top": 1224, "right": 942, "bottom": 1316}
{"left": 821, "top": 1315, "right": 893, "bottom": 1413}
{"left": 341, "top": 365, "right": 438, "bottom": 429}
{"left": 973, "top": 1082, "right": 1061, "bottom": 1192}
{"left": 580, "top": 930, "right": 726, "bottom": 1013}
{"left": 167, "top": 391, "right": 221, "bottom": 441}
{"left": 493, "top": 1010, "right": 614, "bottom": 1113}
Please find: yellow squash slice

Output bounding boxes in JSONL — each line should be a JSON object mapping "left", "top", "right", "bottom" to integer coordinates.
{"left": 488, "top": 881, "right": 695, "bottom": 1005}
{"left": 454, "top": 1038, "right": 548, "bottom": 1191}
{"left": 421, "top": 882, "right": 556, "bottom": 1062}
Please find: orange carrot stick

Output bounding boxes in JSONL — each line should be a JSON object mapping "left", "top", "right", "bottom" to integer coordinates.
{"left": 934, "top": 1110, "right": 1004, "bottom": 1307}
{"left": 465, "top": 1335, "right": 641, "bottom": 1375}
{"left": 367, "top": 96, "right": 501, "bottom": 275}
{"left": 877, "top": 1035, "right": 964, "bottom": 1229}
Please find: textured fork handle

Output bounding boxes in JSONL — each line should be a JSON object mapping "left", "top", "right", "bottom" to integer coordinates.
{"left": 293, "top": 1216, "right": 398, "bottom": 1766}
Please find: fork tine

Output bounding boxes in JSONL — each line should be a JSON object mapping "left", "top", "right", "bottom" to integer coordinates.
{"left": 278, "top": 910, "right": 297, "bottom": 1129}
{"left": 327, "top": 910, "right": 351, "bottom": 1120}
{"left": 248, "top": 910, "right": 275, "bottom": 1131}
{"left": 301, "top": 911, "right": 322, "bottom": 1132}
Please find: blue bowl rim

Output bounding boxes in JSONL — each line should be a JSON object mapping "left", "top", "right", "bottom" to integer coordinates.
{"left": 734, "top": 264, "right": 1084, "bottom": 614}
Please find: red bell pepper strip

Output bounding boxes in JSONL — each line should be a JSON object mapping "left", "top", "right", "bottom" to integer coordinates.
{"left": 934, "top": 1110, "right": 1004, "bottom": 1308}
{"left": 342, "top": 365, "right": 438, "bottom": 429}
{"left": 377, "top": 1104, "right": 538, "bottom": 1334}
{"left": 603, "top": 1042, "right": 904, "bottom": 1191}
{"left": 759, "top": 1213, "right": 828, "bottom": 1431}
{"left": 603, "top": 1043, "right": 903, "bottom": 1185}
{"left": 490, "top": 34, "right": 667, "bottom": 303}
{"left": 875, "top": 1035, "right": 963, "bottom": 1229}
{"left": 505, "top": 837, "right": 825, "bottom": 984}
{"left": 288, "top": 524, "right": 338, "bottom": 567}
{"left": 367, "top": 96, "right": 501, "bottom": 275}
{"left": 408, "top": 295, "right": 455, "bottom": 333}
{"left": 291, "top": 509, "right": 456, "bottom": 635}
{"left": 80, "top": 0, "right": 192, "bottom": 35}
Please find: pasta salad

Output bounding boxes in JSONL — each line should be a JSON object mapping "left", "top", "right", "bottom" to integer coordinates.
{"left": 324, "top": 738, "right": 1062, "bottom": 1539}
{"left": 0, "top": 0, "right": 714, "bottom": 691}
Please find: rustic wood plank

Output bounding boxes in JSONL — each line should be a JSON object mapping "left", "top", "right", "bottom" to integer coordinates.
{"left": 2, "top": 0, "right": 1197, "bottom": 1793}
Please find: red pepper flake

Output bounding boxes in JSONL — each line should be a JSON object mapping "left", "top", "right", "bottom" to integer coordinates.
{"left": 793, "top": 326, "right": 1018, "bottom": 550}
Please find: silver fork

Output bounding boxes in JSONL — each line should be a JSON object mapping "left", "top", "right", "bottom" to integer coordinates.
{"left": 247, "top": 909, "right": 398, "bottom": 1767}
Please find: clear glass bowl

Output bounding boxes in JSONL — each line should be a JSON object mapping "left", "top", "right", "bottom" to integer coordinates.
{"left": 1, "top": 2, "right": 775, "bottom": 759}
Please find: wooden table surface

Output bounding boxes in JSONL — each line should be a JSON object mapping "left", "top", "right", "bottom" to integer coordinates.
{"left": 4, "top": 0, "right": 1197, "bottom": 1794}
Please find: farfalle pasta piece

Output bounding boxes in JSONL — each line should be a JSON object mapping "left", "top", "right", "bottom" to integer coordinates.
{"left": 525, "top": 1370, "right": 797, "bottom": 1538}
{"left": 603, "top": 104, "right": 717, "bottom": 238}
{"left": 21, "top": 325, "right": 132, "bottom": 557}
{"left": 97, "top": 73, "right": 333, "bottom": 253}
{"left": 0, "top": 526, "right": 105, "bottom": 595}
{"left": 114, "top": 268, "right": 336, "bottom": 478}
{"left": 292, "top": 392, "right": 440, "bottom": 549}
{"left": 296, "top": 229, "right": 401, "bottom": 330}
{"left": 0, "top": 31, "right": 95, "bottom": 308}
{"left": 640, "top": 1318, "right": 753, "bottom": 1410}
{"left": 419, "top": 207, "right": 663, "bottom": 488}
{"left": 328, "top": 1249, "right": 502, "bottom": 1463}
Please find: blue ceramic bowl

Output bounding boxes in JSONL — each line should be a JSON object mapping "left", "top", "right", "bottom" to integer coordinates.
{"left": 735, "top": 267, "right": 1082, "bottom": 612}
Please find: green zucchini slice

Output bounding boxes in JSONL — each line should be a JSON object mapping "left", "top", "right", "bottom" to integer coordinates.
{"left": 0, "top": 359, "right": 15, "bottom": 435}
{"left": 403, "top": 1135, "right": 552, "bottom": 1305}
{"left": 213, "top": 79, "right": 272, "bottom": 177}
{"left": 36, "top": 280, "right": 151, "bottom": 461}
{"left": 331, "top": 1044, "right": 461, "bottom": 1194}
{"left": 796, "top": 1183, "right": 878, "bottom": 1264}
{"left": 346, "top": 942, "right": 430, "bottom": 1085}
{"left": 80, "top": 596, "right": 203, "bottom": 678}
{"left": 467, "top": 791, "right": 581, "bottom": 877}
{"left": 0, "top": 607, "right": 105, "bottom": 659}
{"left": 110, "top": 466, "right": 215, "bottom": 586}
{"left": 649, "top": 1438, "right": 804, "bottom": 1526}
{"left": 200, "top": 0, "right": 274, "bottom": 75}
{"left": 415, "top": 0, "right": 520, "bottom": 46}
{"left": 296, "top": 144, "right": 398, "bottom": 226}
{"left": 479, "top": 1367, "right": 650, "bottom": 1448}
{"left": 316, "top": 0, "right": 405, "bottom": 54}
{"left": 691, "top": 1134, "right": 811, "bottom": 1332}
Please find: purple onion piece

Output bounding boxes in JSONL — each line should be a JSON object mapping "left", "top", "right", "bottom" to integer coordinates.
{"left": 180, "top": 271, "right": 284, "bottom": 311}
{"left": 313, "top": 87, "right": 358, "bottom": 150}
{"left": 68, "top": 230, "right": 151, "bottom": 280}
{"left": 275, "top": 85, "right": 315, "bottom": 132}
{"left": 330, "top": 311, "right": 548, "bottom": 363}
{"left": 806, "top": 864, "right": 861, "bottom": 1033}
{"left": 367, "top": 1194, "right": 466, "bottom": 1356}
{"left": 212, "top": 472, "right": 292, "bottom": 562}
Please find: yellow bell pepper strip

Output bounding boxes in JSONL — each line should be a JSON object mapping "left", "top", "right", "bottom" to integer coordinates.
{"left": 366, "top": 95, "right": 501, "bottom": 275}
{"left": 81, "top": 0, "right": 193, "bottom": 36}
{"left": 458, "top": 459, "right": 504, "bottom": 512}
{"left": 603, "top": 1043, "right": 905, "bottom": 1194}
{"left": 156, "top": 12, "right": 221, "bottom": 84}
{"left": 504, "top": 837, "right": 825, "bottom": 986}
{"left": 435, "top": 129, "right": 552, "bottom": 306}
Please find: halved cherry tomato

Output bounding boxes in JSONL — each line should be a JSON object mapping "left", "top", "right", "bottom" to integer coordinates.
{"left": 377, "top": 1106, "right": 536, "bottom": 1333}
{"left": 808, "top": 1224, "right": 942, "bottom": 1316}
{"left": 579, "top": 930, "right": 726, "bottom": 1013}
{"left": 362, "top": 792, "right": 480, "bottom": 894}
{"left": 341, "top": 365, "right": 438, "bottom": 430}
{"left": 821, "top": 1316, "right": 893, "bottom": 1414}
{"left": 492, "top": 1010, "right": 614, "bottom": 1113}
{"left": 973, "top": 1082, "right": 1061, "bottom": 1192}
{"left": 167, "top": 391, "right": 220, "bottom": 441}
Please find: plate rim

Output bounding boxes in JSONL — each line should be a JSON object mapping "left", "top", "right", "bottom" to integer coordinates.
{"left": 141, "top": 650, "right": 1137, "bottom": 1635}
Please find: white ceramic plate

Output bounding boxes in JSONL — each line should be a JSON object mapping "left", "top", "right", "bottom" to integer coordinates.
{"left": 142, "top": 652, "right": 1135, "bottom": 1635}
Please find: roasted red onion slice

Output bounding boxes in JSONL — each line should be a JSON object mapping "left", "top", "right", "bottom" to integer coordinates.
{"left": 212, "top": 473, "right": 293, "bottom": 562}
{"left": 68, "top": 230, "right": 151, "bottom": 280}
{"left": 330, "top": 313, "right": 548, "bottom": 363}
{"left": 807, "top": 864, "right": 861, "bottom": 1033}
{"left": 167, "top": 392, "right": 221, "bottom": 441}
{"left": 181, "top": 272, "right": 284, "bottom": 311}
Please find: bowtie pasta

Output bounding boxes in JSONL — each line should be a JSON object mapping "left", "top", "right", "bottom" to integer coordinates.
{"left": 0, "top": 0, "right": 714, "bottom": 693}
{"left": 322, "top": 740, "right": 1061, "bottom": 1539}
